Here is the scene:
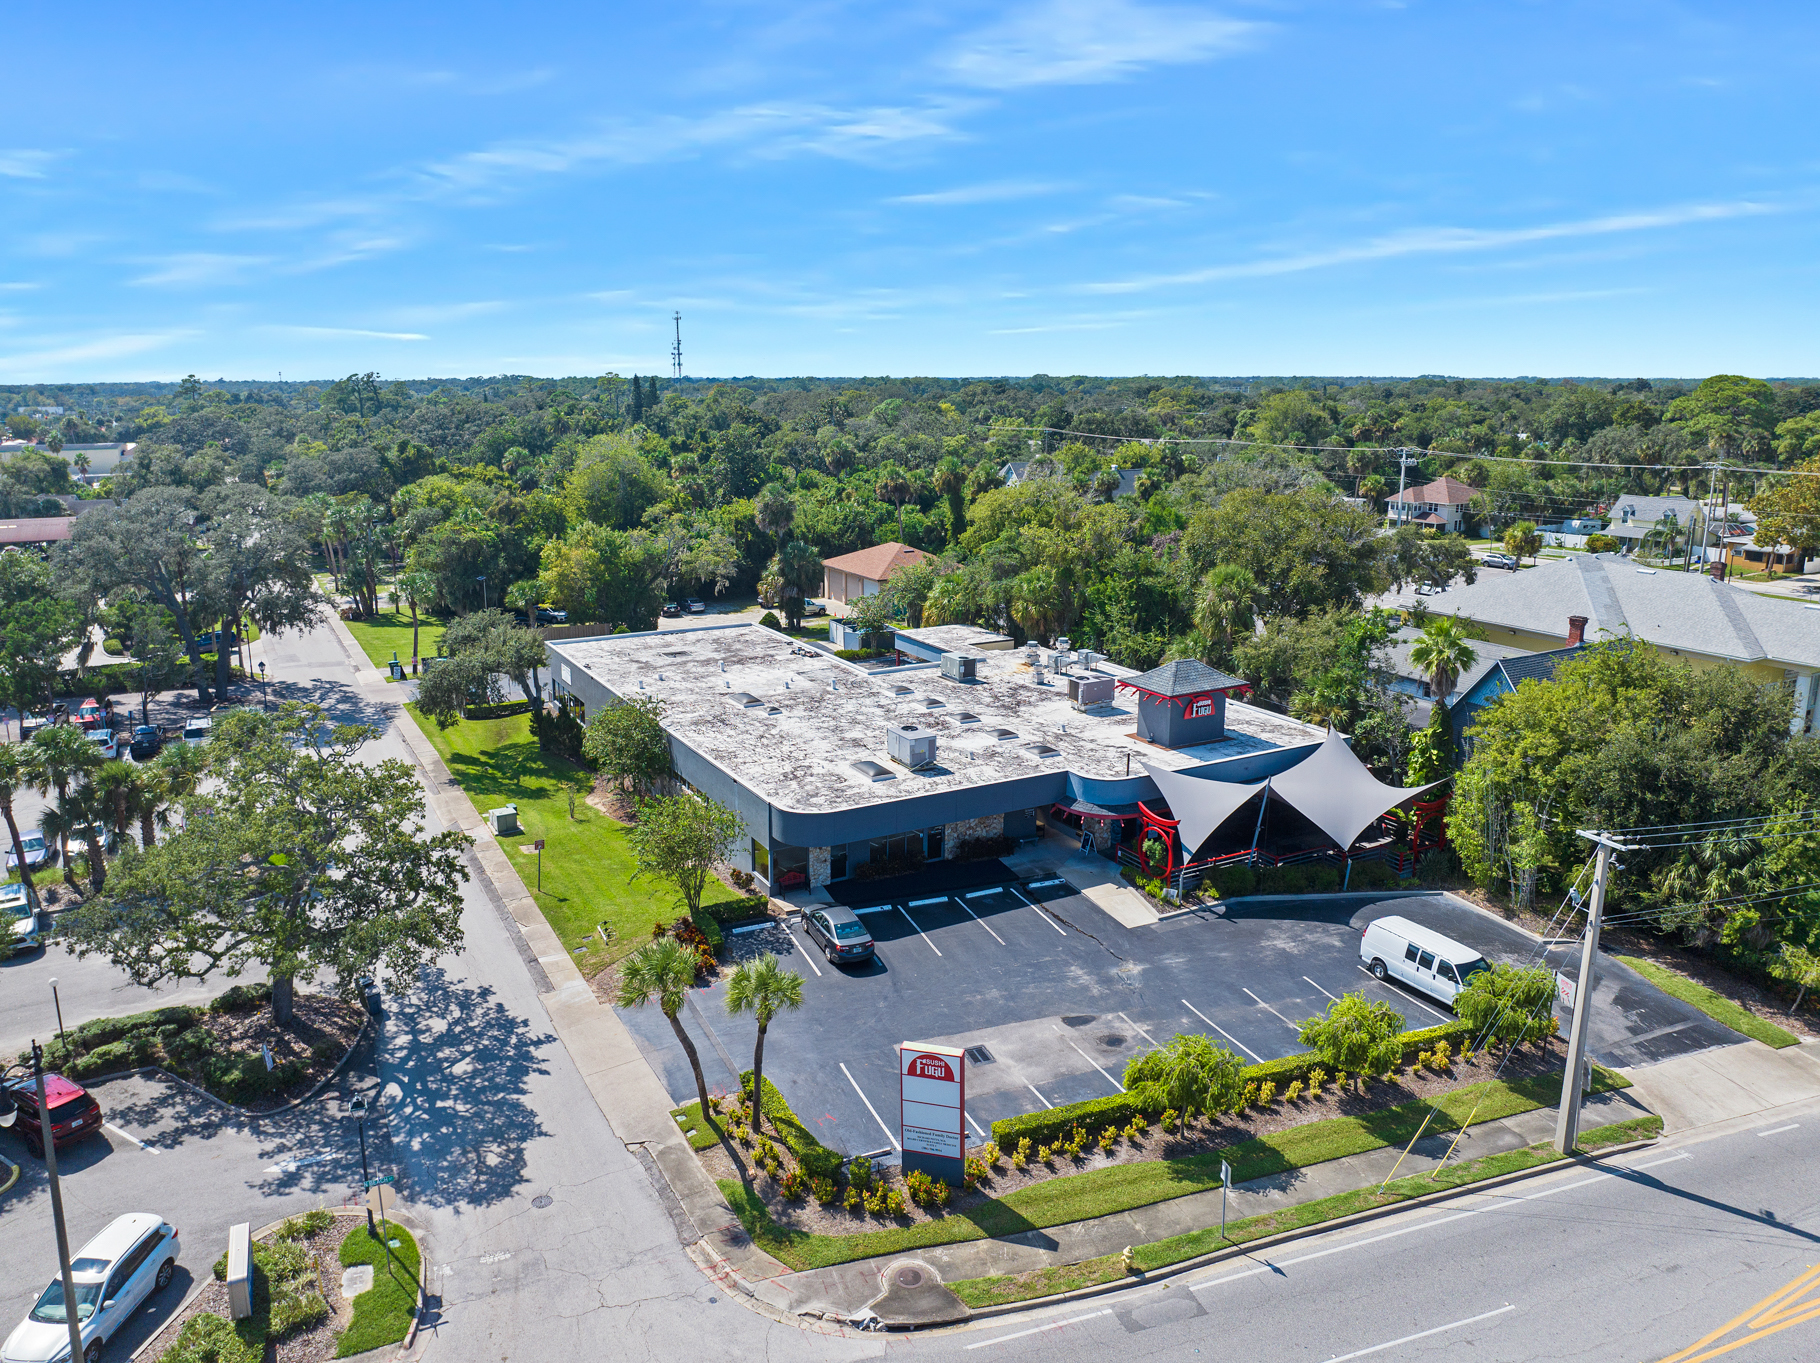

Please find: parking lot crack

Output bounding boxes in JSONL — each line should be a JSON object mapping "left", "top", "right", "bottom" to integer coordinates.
{"left": 1038, "top": 905, "right": 1126, "bottom": 961}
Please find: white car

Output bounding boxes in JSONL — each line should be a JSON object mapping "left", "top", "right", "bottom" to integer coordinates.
{"left": 4, "top": 882, "right": 42, "bottom": 957}
{"left": 3, "top": 1213, "right": 180, "bottom": 1363}
{"left": 87, "top": 729, "right": 118, "bottom": 760}
{"left": 1359, "top": 914, "right": 1491, "bottom": 1007}
{"left": 181, "top": 718, "right": 211, "bottom": 746}
{"left": 5, "top": 830, "right": 55, "bottom": 872}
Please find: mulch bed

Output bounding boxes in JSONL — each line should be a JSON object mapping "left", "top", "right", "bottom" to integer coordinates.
{"left": 703, "top": 1040, "right": 1569, "bottom": 1239}
{"left": 202, "top": 994, "right": 366, "bottom": 1113}
{"left": 143, "top": 1211, "right": 366, "bottom": 1363}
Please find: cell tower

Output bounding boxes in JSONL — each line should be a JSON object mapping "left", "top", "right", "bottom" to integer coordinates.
{"left": 671, "top": 312, "right": 683, "bottom": 379}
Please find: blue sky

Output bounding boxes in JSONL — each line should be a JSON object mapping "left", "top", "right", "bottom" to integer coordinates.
{"left": 3, "top": 1, "right": 1817, "bottom": 381}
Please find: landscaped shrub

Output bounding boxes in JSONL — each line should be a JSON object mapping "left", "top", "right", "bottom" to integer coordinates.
{"left": 210, "top": 982, "right": 273, "bottom": 1013}
{"left": 758, "top": 612, "right": 782, "bottom": 630}
{"left": 274, "top": 1208, "right": 334, "bottom": 1242}
{"left": 882, "top": 1187, "right": 907, "bottom": 1216}
{"left": 978, "top": 1141, "right": 1001, "bottom": 1166}
{"left": 848, "top": 1155, "right": 873, "bottom": 1190}
{"left": 156, "top": 1311, "right": 261, "bottom": 1363}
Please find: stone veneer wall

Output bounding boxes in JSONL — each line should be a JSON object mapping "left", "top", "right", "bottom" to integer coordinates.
{"left": 809, "top": 845, "right": 832, "bottom": 887}
{"left": 944, "top": 812, "right": 1005, "bottom": 855}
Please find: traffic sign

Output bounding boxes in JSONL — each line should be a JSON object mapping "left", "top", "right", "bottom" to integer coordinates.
{"left": 364, "top": 1174, "right": 395, "bottom": 1188}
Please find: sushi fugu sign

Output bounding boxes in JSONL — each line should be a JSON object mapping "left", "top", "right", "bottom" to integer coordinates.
{"left": 899, "top": 1042, "right": 967, "bottom": 1181}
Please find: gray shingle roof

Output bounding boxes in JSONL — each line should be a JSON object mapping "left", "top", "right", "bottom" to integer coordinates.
{"left": 1121, "top": 658, "right": 1246, "bottom": 697}
{"left": 1419, "top": 554, "right": 1820, "bottom": 669}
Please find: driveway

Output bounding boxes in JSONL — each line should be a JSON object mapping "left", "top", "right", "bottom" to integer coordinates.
{"left": 615, "top": 883, "right": 1742, "bottom": 1158}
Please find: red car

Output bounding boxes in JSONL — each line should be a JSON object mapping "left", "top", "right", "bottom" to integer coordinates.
{"left": 3, "top": 1073, "right": 105, "bottom": 1159}
{"left": 74, "top": 698, "right": 105, "bottom": 730}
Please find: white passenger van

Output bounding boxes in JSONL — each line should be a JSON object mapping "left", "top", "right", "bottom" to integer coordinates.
{"left": 1359, "top": 914, "right": 1491, "bottom": 1007}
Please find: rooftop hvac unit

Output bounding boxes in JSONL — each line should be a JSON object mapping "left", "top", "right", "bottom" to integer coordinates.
{"left": 1055, "top": 636, "right": 1071, "bottom": 654}
{"left": 886, "top": 724, "right": 938, "bottom": 770}
{"left": 1079, "top": 650, "right": 1098, "bottom": 671}
{"left": 1068, "top": 675, "right": 1115, "bottom": 709}
{"left": 940, "top": 652, "right": 978, "bottom": 681}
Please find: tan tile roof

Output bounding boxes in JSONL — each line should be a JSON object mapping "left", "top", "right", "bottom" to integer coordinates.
{"left": 820, "top": 541, "right": 927, "bottom": 581}
{"left": 1390, "top": 475, "right": 1478, "bottom": 506}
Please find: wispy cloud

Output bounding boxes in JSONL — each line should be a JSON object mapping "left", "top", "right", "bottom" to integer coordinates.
{"left": 129, "top": 253, "right": 272, "bottom": 287}
{"left": 0, "top": 332, "right": 188, "bottom": 379}
{"left": 0, "top": 282, "right": 41, "bottom": 292}
{"left": 0, "top": 149, "right": 58, "bottom": 179}
{"left": 889, "top": 180, "right": 1069, "bottom": 206}
{"left": 945, "top": 0, "right": 1263, "bottom": 89}
{"left": 1083, "top": 199, "right": 1783, "bottom": 293}
{"left": 262, "top": 325, "right": 430, "bottom": 341}
{"left": 988, "top": 320, "right": 1128, "bottom": 333}
{"left": 380, "top": 301, "right": 508, "bottom": 325}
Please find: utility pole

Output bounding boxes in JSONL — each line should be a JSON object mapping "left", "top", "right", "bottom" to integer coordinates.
{"left": 1389, "top": 449, "right": 1422, "bottom": 528}
{"left": 671, "top": 312, "right": 683, "bottom": 380}
{"left": 1555, "top": 831, "right": 1636, "bottom": 1153}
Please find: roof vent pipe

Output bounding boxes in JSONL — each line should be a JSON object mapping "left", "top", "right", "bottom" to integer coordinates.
{"left": 1567, "top": 615, "right": 1588, "bottom": 646}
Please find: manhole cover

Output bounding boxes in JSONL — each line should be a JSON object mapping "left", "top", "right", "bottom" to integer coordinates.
{"left": 532, "top": 1194, "right": 553, "bottom": 1209}
{"left": 894, "top": 1266, "right": 925, "bottom": 1288}
{"left": 1098, "top": 1033, "right": 1126, "bottom": 1048}
{"left": 964, "top": 1045, "right": 994, "bottom": 1064}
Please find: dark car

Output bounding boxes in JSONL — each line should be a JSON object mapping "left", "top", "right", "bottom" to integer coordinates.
{"left": 2, "top": 1073, "right": 104, "bottom": 1159}
{"left": 129, "top": 725, "right": 163, "bottom": 760}
{"left": 802, "top": 904, "right": 875, "bottom": 964}
{"left": 661, "top": 603, "right": 683, "bottom": 618}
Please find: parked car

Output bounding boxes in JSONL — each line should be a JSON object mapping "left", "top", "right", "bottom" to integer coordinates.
{"left": 0, "top": 1072, "right": 105, "bottom": 1159}
{"left": 1482, "top": 552, "right": 1518, "bottom": 570}
{"left": 74, "top": 699, "right": 105, "bottom": 730}
{"left": 2, "top": 1213, "right": 179, "bottom": 1363}
{"left": 685, "top": 598, "right": 706, "bottom": 614}
{"left": 798, "top": 599, "right": 827, "bottom": 618}
{"left": 129, "top": 725, "right": 163, "bottom": 760}
{"left": 5, "top": 829, "right": 56, "bottom": 873}
{"left": 4, "top": 882, "right": 43, "bottom": 957}
{"left": 1359, "top": 915, "right": 1491, "bottom": 1007}
{"left": 660, "top": 603, "right": 683, "bottom": 618}
{"left": 534, "top": 605, "right": 568, "bottom": 624}
{"left": 88, "top": 728, "right": 119, "bottom": 760}
{"left": 181, "top": 717, "right": 211, "bottom": 746}
{"left": 801, "top": 904, "right": 876, "bottom": 964}
{"left": 18, "top": 713, "right": 49, "bottom": 740}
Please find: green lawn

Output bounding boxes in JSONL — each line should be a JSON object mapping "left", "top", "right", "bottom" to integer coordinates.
{"left": 335, "top": 1222, "right": 420, "bottom": 1358}
{"left": 1619, "top": 955, "right": 1800, "bottom": 1048}
{"left": 949, "top": 1114, "right": 1662, "bottom": 1307}
{"left": 719, "top": 1065, "right": 1630, "bottom": 1272}
{"left": 408, "top": 708, "right": 740, "bottom": 974}
{"left": 344, "top": 611, "right": 448, "bottom": 671}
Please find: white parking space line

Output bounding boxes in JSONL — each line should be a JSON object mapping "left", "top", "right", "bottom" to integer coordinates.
{"left": 1757, "top": 1123, "right": 1801, "bottom": 1137}
{"left": 965, "top": 1109, "right": 987, "bottom": 1138}
{"left": 1055, "top": 1027, "right": 1126, "bottom": 1093}
{"left": 786, "top": 929, "right": 823, "bottom": 977}
{"left": 1326, "top": 1305, "right": 1516, "bottom": 1362}
{"left": 1304, "top": 976, "right": 1340, "bottom": 1002}
{"left": 840, "top": 1063, "right": 899, "bottom": 1150}
{"left": 1243, "top": 986, "right": 1302, "bottom": 1032}
{"left": 953, "top": 895, "right": 1008, "bottom": 945}
{"left": 104, "top": 1122, "right": 161, "bottom": 1154}
{"left": 1007, "top": 885, "right": 1071, "bottom": 934}
{"left": 964, "top": 1309, "right": 1111, "bottom": 1349}
{"left": 264, "top": 1151, "right": 336, "bottom": 1175}
{"left": 1026, "top": 1082, "right": 1055, "bottom": 1109}
{"left": 896, "top": 905, "right": 943, "bottom": 956}
{"left": 1181, "top": 999, "right": 1264, "bottom": 1063}
{"left": 1356, "top": 965, "right": 1450, "bottom": 1021}
{"left": 1118, "top": 1012, "right": 1159, "bottom": 1047}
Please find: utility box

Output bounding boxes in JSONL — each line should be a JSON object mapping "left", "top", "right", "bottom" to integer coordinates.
{"left": 226, "top": 1222, "right": 253, "bottom": 1321}
{"left": 886, "top": 724, "right": 938, "bottom": 770}
{"left": 939, "top": 652, "right": 978, "bottom": 682}
{"left": 487, "top": 805, "right": 520, "bottom": 835}
{"left": 1069, "top": 675, "right": 1115, "bottom": 709}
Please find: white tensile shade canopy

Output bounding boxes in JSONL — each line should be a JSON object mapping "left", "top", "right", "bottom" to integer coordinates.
{"left": 1265, "top": 729, "right": 1444, "bottom": 853}
{"left": 1139, "top": 762, "right": 1264, "bottom": 852}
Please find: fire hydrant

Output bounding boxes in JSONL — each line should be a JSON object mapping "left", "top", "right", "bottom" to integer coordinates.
{"left": 1121, "top": 1246, "right": 1136, "bottom": 1275}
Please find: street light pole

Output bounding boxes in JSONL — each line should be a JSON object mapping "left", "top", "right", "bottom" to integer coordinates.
{"left": 258, "top": 661, "right": 267, "bottom": 712}
{"left": 0, "top": 1044, "right": 88, "bottom": 1363}
{"left": 349, "top": 1095, "right": 377, "bottom": 1240}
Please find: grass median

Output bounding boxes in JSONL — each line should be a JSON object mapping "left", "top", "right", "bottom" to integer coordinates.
{"left": 408, "top": 707, "right": 740, "bottom": 973}
{"left": 719, "top": 1065, "right": 1632, "bottom": 1272}
{"left": 949, "top": 1113, "right": 1663, "bottom": 1308}
{"left": 343, "top": 610, "right": 448, "bottom": 672}
{"left": 335, "top": 1222, "right": 421, "bottom": 1357}
{"left": 1618, "top": 956, "right": 1799, "bottom": 1049}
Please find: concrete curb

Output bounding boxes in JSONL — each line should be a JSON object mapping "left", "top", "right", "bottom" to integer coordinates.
{"left": 958, "top": 1135, "right": 1661, "bottom": 1323}
{"left": 79, "top": 1013, "right": 374, "bottom": 1120}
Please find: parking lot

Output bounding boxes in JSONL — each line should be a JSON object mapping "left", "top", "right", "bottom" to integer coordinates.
{"left": 615, "top": 879, "right": 1743, "bottom": 1158}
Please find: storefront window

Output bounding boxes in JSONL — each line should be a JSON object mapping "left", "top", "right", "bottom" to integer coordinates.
{"left": 751, "top": 840, "right": 770, "bottom": 877}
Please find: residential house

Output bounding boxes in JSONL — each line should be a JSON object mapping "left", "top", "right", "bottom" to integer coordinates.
{"left": 820, "top": 542, "right": 928, "bottom": 603}
{"left": 1407, "top": 553, "right": 1820, "bottom": 735}
{"left": 1385, "top": 475, "right": 1477, "bottom": 533}
{"left": 1000, "top": 459, "right": 1141, "bottom": 499}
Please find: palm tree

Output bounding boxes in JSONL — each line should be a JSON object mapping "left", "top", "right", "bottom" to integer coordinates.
{"left": 398, "top": 569, "right": 436, "bottom": 666}
{"left": 0, "top": 746, "right": 43, "bottom": 913}
{"left": 91, "top": 759, "right": 140, "bottom": 846}
{"left": 617, "top": 938, "right": 715, "bottom": 1128}
{"left": 874, "top": 464, "right": 914, "bottom": 540}
{"left": 753, "top": 483, "right": 796, "bottom": 551}
{"left": 47, "top": 785, "right": 109, "bottom": 894}
{"left": 932, "top": 457, "right": 968, "bottom": 543}
{"left": 1408, "top": 617, "right": 1479, "bottom": 709}
{"left": 776, "top": 541, "right": 823, "bottom": 630}
{"left": 1194, "top": 565, "right": 1259, "bottom": 667}
{"left": 31, "top": 725, "right": 103, "bottom": 869}
{"left": 724, "top": 954, "right": 804, "bottom": 1135}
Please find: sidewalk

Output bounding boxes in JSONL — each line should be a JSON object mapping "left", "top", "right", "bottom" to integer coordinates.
{"left": 772, "top": 1086, "right": 1651, "bottom": 1320}
{"left": 327, "top": 614, "right": 792, "bottom": 1295}
{"left": 1619, "top": 1038, "right": 1820, "bottom": 1131}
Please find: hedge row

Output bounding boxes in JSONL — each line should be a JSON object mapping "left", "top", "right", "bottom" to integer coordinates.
{"left": 990, "top": 1019, "right": 1477, "bottom": 1148}
{"left": 744, "top": 1071, "right": 843, "bottom": 1178}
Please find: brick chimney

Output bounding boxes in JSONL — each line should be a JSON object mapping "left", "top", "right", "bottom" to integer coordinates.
{"left": 1566, "top": 615, "right": 1587, "bottom": 646}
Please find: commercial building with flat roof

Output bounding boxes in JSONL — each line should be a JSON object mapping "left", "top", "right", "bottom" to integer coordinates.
{"left": 546, "top": 622, "right": 1326, "bottom": 892}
